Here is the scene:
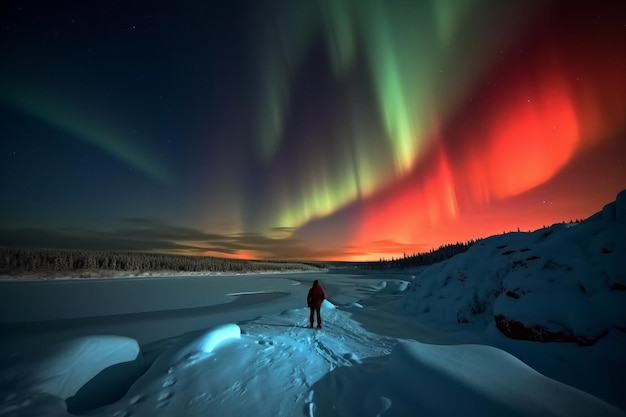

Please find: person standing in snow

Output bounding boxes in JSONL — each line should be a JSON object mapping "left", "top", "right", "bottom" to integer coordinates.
{"left": 307, "top": 280, "right": 326, "bottom": 328}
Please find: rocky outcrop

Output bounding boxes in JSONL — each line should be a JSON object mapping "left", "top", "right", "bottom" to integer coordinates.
{"left": 494, "top": 315, "right": 606, "bottom": 346}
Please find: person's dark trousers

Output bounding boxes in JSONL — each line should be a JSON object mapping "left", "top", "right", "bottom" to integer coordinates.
{"left": 309, "top": 306, "right": 322, "bottom": 328}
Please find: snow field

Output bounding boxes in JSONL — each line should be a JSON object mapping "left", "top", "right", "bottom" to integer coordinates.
{"left": 2, "top": 302, "right": 624, "bottom": 417}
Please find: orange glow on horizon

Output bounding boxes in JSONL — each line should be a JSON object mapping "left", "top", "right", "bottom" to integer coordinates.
{"left": 199, "top": 249, "right": 261, "bottom": 261}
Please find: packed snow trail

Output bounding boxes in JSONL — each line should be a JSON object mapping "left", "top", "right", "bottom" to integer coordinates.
{"left": 90, "top": 301, "right": 396, "bottom": 417}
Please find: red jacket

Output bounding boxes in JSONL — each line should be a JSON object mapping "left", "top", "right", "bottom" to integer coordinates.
{"left": 307, "top": 282, "right": 325, "bottom": 308}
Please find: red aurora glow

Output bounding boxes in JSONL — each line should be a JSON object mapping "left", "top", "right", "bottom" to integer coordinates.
{"left": 343, "top": 15, "right": 626, "bottom": 261}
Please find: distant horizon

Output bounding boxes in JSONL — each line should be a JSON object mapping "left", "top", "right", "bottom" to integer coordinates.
{"left": 0, "top": 208, "right": 604, "bottom": 264}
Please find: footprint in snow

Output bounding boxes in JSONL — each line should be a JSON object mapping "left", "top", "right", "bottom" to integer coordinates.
{"left": 181, "top": 351, "right": 204, "bottom": 367}
{"left": 185, "top": 392, "right": 215, "bottom": 412}
{"left": 254, "top": 356, "right": 272, "bottom": 367}
{"left": 257, "top": 338, "right": 275, "bottom": 346}
{"left": 162, "top": 376, "right": 177, "bottom": 388}
{"left": 156, "top": 391, "right": 174, "bottom": 408}
{"left": 230, "top": 381, "right": 246, "bottom": 395}
{"left": 128, "top": 394, "right": 145, "bottom": 405}
{"left": 157, "top": 391, "right": 174, "bottom": 402}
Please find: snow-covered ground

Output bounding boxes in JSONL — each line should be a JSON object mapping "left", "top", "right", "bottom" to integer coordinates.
{"left": 1, "top": 191, "right": 625, "bottom": 417}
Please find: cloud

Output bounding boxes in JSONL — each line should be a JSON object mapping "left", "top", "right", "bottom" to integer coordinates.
{"left": 0, "top": 219, "right": 349, "bottom": 260}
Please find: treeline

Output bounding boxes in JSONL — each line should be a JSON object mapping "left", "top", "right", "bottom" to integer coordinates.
{"left": 365, "top": 240, "right": 478, "bottom": 270}
{"left": 366, "top": 219, "right": 589, "bottom": 270}
{"left": 0, "top": 247, "right": 320, "bottom": 275}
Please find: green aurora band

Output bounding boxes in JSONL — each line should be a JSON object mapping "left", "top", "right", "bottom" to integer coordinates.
{"left": 254, "top": 0, "right": 539, "bottom": 233}
{"left": 0, "top": 81, "right": 173, "bottom": 185}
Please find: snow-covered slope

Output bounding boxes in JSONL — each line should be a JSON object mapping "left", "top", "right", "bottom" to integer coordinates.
{"left": 313, "top": 340, "right": 625, "bottom": 417}
{"left": 398, "top": 189, "right": 626, "bottom": 345}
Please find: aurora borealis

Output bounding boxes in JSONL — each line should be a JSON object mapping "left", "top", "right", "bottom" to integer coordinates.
{"left": 1, "top": 1, "right": 625, "bottom": 261}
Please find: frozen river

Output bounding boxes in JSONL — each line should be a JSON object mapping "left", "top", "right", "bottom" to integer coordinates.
{"left": 0, "top": 270, "right": 411, "bottom": 354}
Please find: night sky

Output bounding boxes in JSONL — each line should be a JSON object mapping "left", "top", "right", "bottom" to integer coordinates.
{"left": 1, "top": 1, "right": 625, "bottom": 261}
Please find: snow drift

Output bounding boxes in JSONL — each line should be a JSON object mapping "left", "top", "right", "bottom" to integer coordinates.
{"left": 0, "top": 335, "right": 143, "bottom": 414}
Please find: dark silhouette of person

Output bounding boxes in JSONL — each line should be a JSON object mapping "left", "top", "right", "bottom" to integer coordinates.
{"left": 307, "top": 280, "right": 326, "bottom": 328}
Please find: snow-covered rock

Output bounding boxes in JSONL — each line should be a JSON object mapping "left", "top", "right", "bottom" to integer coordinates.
{"left": 0, "top": 335, "right": 143, "bottom": 413}
{"left": 377, "top": 280, "right": 410, "bottom": 294}
{"left": 12, "top": 336, "right": 140, "bottom": 400}
{"left": 369, "top": 281, "right": 388, "bottom": 290}
{"left": 196, "top": 324, "right": 241, "bottom": 353}
{"left": 398, "top": 190, "right": 626, "bottom": 345}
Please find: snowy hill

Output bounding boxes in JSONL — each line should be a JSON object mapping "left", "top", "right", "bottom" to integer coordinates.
{"left": 397, "top": 189, "right": 626, "bottom": 345}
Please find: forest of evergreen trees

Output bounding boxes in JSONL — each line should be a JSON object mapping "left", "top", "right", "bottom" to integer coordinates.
{"left": 0, "top": 237, "right": 487, "bottom": 277}
{"left": 363, "top": 219, "right": 590, "bottom": 271}
{"left": 0, "top": 247, "right": 320, "bottom": 276}
{"left": 0, "top": 219, "right": 591, "bottom": 278}
{"left": 364, "top": 240, "right": 479, "bottom": 270}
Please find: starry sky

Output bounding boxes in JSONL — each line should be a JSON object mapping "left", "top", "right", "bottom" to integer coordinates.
{"left": 1, "top": 0, "right": 625, "bottom": 261}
